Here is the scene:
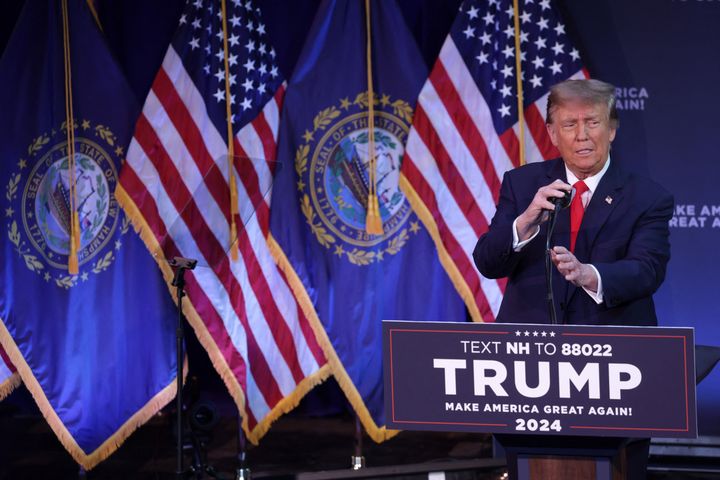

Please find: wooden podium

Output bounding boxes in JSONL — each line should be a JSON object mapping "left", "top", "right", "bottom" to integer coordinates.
{"left": 382, "top": 321, "right": 698, "bottom": 480}
{"left": 496, "top": 434, "right": 647, "bottom": 480}
{"left": 499, "top": 345, "right": 720, "bottom": 479}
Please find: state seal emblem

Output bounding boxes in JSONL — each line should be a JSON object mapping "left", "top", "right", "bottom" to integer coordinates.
{"left": 5, "top": 120, "right": 129, "bottom": 288}
{"left": 296, "top": 92, "right": 423, "bottom": 265}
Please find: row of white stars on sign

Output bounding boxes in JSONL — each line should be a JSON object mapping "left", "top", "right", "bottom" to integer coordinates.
{"left": 515, "top": 330, "right": 557, "bottom": 337}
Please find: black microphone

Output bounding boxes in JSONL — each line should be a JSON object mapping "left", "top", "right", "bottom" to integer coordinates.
{"left": 549, "top": 187, "right": 575, "bottom": 210}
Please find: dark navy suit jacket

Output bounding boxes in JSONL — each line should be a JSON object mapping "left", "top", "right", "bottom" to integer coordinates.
{"left": 473, "top": 158, "right": 673, "bottom": 326}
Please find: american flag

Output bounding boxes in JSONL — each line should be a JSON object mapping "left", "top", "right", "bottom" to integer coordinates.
{"left": 0, "top": 344, "right": 19, "bottom": 400}
{"left": 117, "top": 0, "right": 327, "bottom": 441}
{"left": 402, "top": 0, "right": 586, "bottom": 322}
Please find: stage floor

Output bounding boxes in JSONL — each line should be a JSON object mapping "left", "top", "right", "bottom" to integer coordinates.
{"left": 1, "top": 384, "right": 719, "bottom": 480}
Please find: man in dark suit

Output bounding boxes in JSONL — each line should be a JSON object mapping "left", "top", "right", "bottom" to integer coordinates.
{"left": 474, "top": 78, "right": 673, "bottom": 479}
{"left": 473, "top": 78, "right": 673, "bottom": 326}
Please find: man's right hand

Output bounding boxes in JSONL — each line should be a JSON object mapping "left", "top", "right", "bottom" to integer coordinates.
{"left": 515, "top": 179, "right": 572, "bottom": 242}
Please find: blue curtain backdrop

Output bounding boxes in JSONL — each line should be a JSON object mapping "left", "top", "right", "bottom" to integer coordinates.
{"left": 1, "top": 0, "right": 718, "bottom": 435}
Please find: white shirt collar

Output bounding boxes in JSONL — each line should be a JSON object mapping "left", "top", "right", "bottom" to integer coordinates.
{"left": 565, "top": 156, "right": 611, "bottom": 195}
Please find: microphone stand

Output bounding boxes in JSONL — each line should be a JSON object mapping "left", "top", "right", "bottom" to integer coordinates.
{"left": 170, "top": 256, "right": 198, "bottom": 480}
{"left": 545, "top": 188, "right": 573, "bottom": 325}
{"left": 545, "top": 204, "right": 562, "bottom": 324}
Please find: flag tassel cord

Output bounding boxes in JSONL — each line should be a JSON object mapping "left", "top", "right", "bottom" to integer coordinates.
{"left": 221, "top": 0, "right": 240, "bottom": 261}
{"left": 61, "top": 0, "right": 81, "bottom": 274}
{"left": 364, "top": 0, "right": 383, "bottom": 235}
{"left": 512, "top": 0, "right": 526, "bottom": 166}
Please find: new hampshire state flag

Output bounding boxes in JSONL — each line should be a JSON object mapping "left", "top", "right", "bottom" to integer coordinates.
{"left": 0, "top": 0, "right": 177, "bottom": 469}
{"left": 269, "top": 0, "right": 466, "bottom": 440}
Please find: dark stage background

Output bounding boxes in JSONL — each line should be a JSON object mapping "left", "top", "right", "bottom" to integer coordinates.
{"left": 1, "top": 0, "right": 718, "bottom": 438}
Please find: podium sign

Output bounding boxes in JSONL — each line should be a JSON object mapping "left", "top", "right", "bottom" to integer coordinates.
{"left": 383, "top": 321, "right": 696, "bottom": 438}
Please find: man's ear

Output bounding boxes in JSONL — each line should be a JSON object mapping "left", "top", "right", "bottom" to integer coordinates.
{"left": 546, "top": 123, "right": 559, "bottom": 146}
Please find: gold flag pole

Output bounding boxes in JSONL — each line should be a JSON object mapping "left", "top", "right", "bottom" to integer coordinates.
{"left": 513, "top": 0, "right": 526, "bottom": 166}
{"left": 61, "top": 0, "right": 80, "bottom": 275}
{"left": 221, "top": 0, "right": 240, "bottom": 260}
{"left": 364, "top": 0, "right": 383, "bottom": 235}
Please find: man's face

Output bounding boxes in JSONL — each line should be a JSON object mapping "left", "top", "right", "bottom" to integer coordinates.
{"left": 546, "top": 100, "right": 617, "bottom": 179}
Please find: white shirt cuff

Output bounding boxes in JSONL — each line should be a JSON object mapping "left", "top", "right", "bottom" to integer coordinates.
{"left": 512, "top": 217, "right": 540, "bottom": 251}
{"left": 582, "top": 264, "right": 604, "bottom": 304}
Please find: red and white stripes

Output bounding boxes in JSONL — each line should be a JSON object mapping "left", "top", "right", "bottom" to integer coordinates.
{"left": 119, "top": 47, "right": 326, "bottom": 438}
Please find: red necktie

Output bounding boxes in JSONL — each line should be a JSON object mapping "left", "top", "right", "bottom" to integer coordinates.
{"left": 570, "top": 180, "right": 589, "bottom": 252}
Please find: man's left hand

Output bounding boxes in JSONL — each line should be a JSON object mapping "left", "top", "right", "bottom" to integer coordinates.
{"left": 551, "top": 246, "right": 598, "bottom": 292}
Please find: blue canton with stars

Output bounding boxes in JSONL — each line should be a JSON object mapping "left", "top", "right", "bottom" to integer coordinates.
{"left": 172, "top": 0, "right": 282, "bottom": 137}
{"left": 451, "top": 0, "right": 582, "bottom": 134}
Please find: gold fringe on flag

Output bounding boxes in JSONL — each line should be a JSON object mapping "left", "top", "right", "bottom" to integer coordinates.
{"left": 0, "top": 315, "right": 181, "bottom": 470}
{"left": 221, "top": 0, "right": 240, "bottom": 260}
{"left": 267, "top": 234, "right": 397, "bottom": 443}
{"left": 61, "top": 0, "right": 80, "bottom": 275}
{"left": 0, "top": 372, "right": 21, "bottom": 401}
{"left": 364, "top": 0, "right": 383, "bottom": 235}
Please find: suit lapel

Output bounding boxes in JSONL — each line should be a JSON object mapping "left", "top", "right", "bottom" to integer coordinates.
{"left": 565, "top": 160, "right": 626, "bottom": 306}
